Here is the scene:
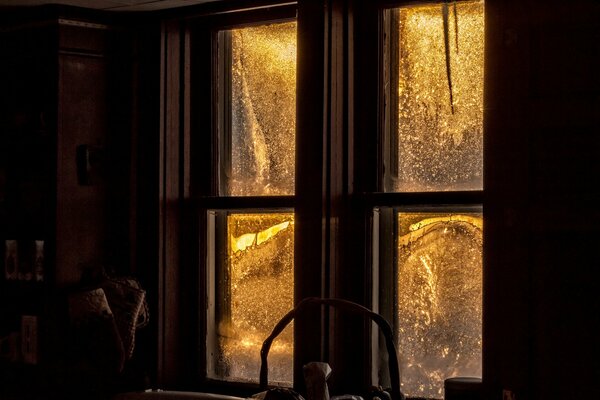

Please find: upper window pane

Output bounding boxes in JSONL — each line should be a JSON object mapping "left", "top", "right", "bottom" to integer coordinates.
{"left": 225, "top": 22, "right": 297, "bottom": 196}
{"left": 387, "top": 1, "right": 484, "bottom": 192}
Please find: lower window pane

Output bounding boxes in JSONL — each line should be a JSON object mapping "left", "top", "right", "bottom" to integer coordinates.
{"left": 209, "top": 211, "right": 294, "bottom": 384}
{"left": 396, "top": 211, "right": 482, "bottom": 398}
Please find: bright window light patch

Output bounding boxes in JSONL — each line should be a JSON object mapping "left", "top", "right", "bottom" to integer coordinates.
{"left": 229, "top": 22, "right": 297, "bottom": 196}
{"left": 391, "top": 1, "right": 484, "bottom": 192}
{"left": 214, "top": 212, "right": 294, "bottom": 384}
{"left": 396, "top": 212, "right": 482, "bottom": 398}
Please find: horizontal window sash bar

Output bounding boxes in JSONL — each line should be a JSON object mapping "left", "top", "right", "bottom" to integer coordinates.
{"left": 194, "top": 192, "right": 481, "bottom": 210}
{"left": 375, "top": 0, "right": 475, "bottom": 10}
{"left": 194, "top": 195, "right": 295, "bottom": 209}
{"left": 360, "top": 191, "right": 483, "bottom": 207}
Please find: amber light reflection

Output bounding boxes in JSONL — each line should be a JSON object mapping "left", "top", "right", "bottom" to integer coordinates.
{"left": 397, "top": 213, "right": 483, "bottom": 399}
{"left": 395, "top": 1, "right": 484, "bottom": 192}
{"left": 217, "top": 213, "right": 294, "bottom": 384}
{"left": 230, "top": 22, "right": 297, "bottom": 196}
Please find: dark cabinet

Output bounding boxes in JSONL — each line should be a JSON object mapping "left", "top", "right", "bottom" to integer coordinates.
{"left": 0, "top": 8, "right": 133, "bottom": 398}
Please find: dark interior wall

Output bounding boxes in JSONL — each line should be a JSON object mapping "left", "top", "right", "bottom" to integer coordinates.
{"left": 0, "top": 10, "right": 139, "bottom": 397}
{"left": 0, "top": 23, "right": 57, "bottom": 246}
{"left": 527, "top": 2, "right": 600, "bottom": 399}
{"left": 484, "top": 0, "right": 532, "bottom": 397}
{"left": 128, "top": 18, "right": 163, "bottom": 388}
{"left": 55, "top": 44, "right": 110, "bottom": 285}
{"left": 0, "top": 7, "right": 136, "bottom": 287}
{"left": 54, "top": 21, "right": 135, "bottom": 286}
{"left": 485, "top": 0, "right": 600, "bottom": 399}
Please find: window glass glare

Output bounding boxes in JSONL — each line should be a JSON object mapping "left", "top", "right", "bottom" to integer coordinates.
{"left": 390, "top": 1, "right": 484, "bottom": 192}
{"left": 216, "top": 212, "right": 294, "bottom": 384}
{"left": 396, "top": 212, "right": 482, "bottom": 398}
{"left": 229, "top": 22, "right": 297, "bottom": 196}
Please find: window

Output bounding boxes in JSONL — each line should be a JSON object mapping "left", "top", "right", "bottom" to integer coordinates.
{"left": 207, "top": 211, "right": 294, "bottom": 384}
{"left": 376, "top": 1, "right": 485, "bottom": 398}
{"left": 224, "top": 22, "right": 297, "bottom": 197}
{"left": 385, "top": 1, "right": 484, "bottom": 193}
{"left": 384, "top": 209, "right": 483, "bottom": 398}
{"left": 205, "top": 18, "right": 297, "bottom": 386}
{"left": 180, "top": 1, "right": 483, "bottom": 397}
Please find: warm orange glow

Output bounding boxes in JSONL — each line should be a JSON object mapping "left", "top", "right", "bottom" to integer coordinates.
{"left": 393, "top": 1, "right": 484, "bottom": 192}
{"left": 230, "top": 22, "right": 297, "bottom": 196}
{"left": 400, "top": 214, "right": 483, "bottom": 246}
{"left": 218, "top": 213, "right": 294, "bottom": 384}
{"left": 397, "top": 212, "right": 483, "bottom": 398}
{"left": 392, "top": 2, "right": 485, "bottom": 390}
{"left": 231, "top": 221, "right": 292, "bottom": 253}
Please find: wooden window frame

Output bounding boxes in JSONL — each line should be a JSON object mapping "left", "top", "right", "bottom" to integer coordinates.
{"left": 353, "top": 1, "right": 484, "bottom": 398}
{"left": 158, "top": 0, "right": 485, "bottom": 397}
{"left": 188, "top": 3, "right": 298, "bottom": 395}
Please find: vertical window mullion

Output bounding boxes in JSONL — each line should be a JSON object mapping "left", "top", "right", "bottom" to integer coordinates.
{"left": 382, "top": 9, "right": 400, "bottom": 193}
{"left": 373, "top": 206, "right": 397, "bottom": 390}
{"left": 217, "top": 30, "right": 232, "bottom": 197}
{"left": 213, "top": 210, "right": 231, "bottom": 378}
{"left": 388, "top": 9, "right": 400, "bottom": 190}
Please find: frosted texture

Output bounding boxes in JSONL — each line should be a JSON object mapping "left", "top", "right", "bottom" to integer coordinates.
{"left": 230, "top": 22, "right": 297, "bottom": 196}
{"left": 396, "top": 213, "right": 482, "bottom": 398}
{"left": 393, "top": 1, "right": 484, "bottom": 192}
{"left": 217, "top": 213, "right": 294, "bottom": 384}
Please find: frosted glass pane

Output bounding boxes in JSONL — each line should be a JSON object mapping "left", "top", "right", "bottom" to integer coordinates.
{"left": 392, "top": 1, "right": 484, "bottom": 192}
{"left": 229, "top": 22, "right": 297, "bottom": 196}
{"left": 216, "top": 212, "right": 294, "bottom": 384}
{"left": 396, "top": 212, "right": 482, "bottom": 398}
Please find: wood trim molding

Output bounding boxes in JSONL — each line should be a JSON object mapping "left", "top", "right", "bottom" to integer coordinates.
{"left": 158, "top": 18, "right": 183, "bottom": 386}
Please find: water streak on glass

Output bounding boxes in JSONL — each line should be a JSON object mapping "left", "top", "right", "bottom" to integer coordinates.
{"left": 217, "top": 213, "right": 294, "bottom": 384}
{"left": 396, "top": 213, "right": 482, "bottom": 398}
{"left": 393, "top": 1, "right": 484, "bottom": 192}
{"left": 230, "top": 22, "right": 297, "bottom": 196}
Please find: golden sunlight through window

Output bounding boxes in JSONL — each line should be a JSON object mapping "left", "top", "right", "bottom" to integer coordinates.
{"left": 396, "top": 212, "right": 482, "bottom": 398}
{"left": 229, "top": 22, "right": 297, "bottom": 196}
{"left": 216, "top": 212, "right": 294, "bottom": 384}
{"left": 391, "top": 1, "right": 484, "bottom": 192}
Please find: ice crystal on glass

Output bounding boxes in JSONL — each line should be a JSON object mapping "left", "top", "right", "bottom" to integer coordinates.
{"left": 396, "top": 213, "right": 483, "bottom": 398}
{"left": 230, "top": 22, "right": 297, "bottom": 196}
{"left": 217, "top": 213, "right": 294, "bottom": 384}
{"left": 393, "top": 1, "right": 484, "bottom": 192}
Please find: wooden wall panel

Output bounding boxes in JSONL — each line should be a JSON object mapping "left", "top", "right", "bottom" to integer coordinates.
{"left": 55, "top": 54, "right": 109, "bottom": 286}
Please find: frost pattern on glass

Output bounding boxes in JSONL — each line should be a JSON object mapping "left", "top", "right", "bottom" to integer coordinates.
{"left": 230, "top": 22, "right": 297, "bottom": 196}
{"left": 397, "top": 213, "right": 482, "bottom": 399}
{"left": 393, "top": 2, "right": 484, "bottom": 192}
{"left": 217, "top": 213, "right": 294, "bottom": 384}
